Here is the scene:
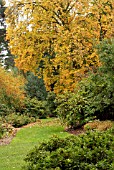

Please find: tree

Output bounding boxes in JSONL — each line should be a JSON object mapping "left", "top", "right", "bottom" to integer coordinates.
{"left": 0, "top": 0, "right": 6, "bottom": 63}
{"left": 5, "top": 0, "right": 114, "bottom": 93}
{"left": 25, "top": 72, "right": 47, "bottom": 100}
{"left": 0, "top": 0, "right": 14, "bottom": 69}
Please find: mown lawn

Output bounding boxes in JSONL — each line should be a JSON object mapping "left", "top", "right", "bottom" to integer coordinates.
{"left": 0, "top": 118, "right": 71, "bottom": 170}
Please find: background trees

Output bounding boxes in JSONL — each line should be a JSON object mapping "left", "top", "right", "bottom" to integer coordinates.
{"left": 0, "top": 0, "right": 14, "bottom": 69}
{"left": 6, "top": 0, "right": 114, "bottom": 93}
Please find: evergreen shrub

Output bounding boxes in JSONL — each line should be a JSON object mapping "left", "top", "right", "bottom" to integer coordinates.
{"left": 23, "top": 97, "right": 49, "bottom": 119}
{"left": 24, "top": 128, "right": 114, "bottom": 170}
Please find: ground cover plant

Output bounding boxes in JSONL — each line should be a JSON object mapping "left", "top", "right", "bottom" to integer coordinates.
{"left": 0, "top": 118, "right": 71, "bottom": 170}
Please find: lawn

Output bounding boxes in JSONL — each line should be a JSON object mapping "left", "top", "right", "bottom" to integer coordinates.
{"left": 0, "top": 118, "right": 71, "bottom": 170}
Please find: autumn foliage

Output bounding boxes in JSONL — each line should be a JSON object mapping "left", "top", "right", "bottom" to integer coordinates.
{"left": 0, "top": 67, "right": 25, "bottom": 109}
{"left": 5, "top": 0, "right": 114, "bottom": 93}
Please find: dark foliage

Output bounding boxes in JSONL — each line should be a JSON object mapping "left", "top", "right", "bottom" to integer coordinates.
{"left": 25, "top": 72, "right": 47, "bottom": 101}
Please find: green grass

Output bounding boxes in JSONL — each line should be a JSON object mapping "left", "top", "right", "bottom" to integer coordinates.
{"left": 0, "top": 118, "right": 71, "bottom": 170}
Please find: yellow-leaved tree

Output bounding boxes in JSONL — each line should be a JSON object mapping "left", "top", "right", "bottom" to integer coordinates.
{"left": 5, "top": 0, "right": 114, "bottom": 93}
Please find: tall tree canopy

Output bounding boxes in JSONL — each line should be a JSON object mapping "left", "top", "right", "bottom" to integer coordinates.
{"left": 5, "top": 0, "right": 114, "bottom": 93}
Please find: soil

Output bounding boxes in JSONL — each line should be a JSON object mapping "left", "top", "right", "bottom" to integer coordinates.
{"left": 0, "top": 122, "right": 85, "bottom": 146}
{"left": 66, "top": 127, "right": 85, "bottom": 135}
{"left": 0, "top": 128, "right": 18, "bottom": 146}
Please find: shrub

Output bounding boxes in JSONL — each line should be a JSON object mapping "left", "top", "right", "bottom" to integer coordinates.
{"left": 55, "top": 92, "right": 92, "bottom": 129}
{"left": 23, "top": 97, "right": 49, "bottom": 119}
{"left": 24, "top": 128, "right": 114, "bottom": 170}
{"left": 0, "top": 103, "right": 14, "bottom": 116}
{"left": 0, "top": 123, "right": 15, "bottom": 139}
{"left": 56, "top": 72, "right": 114, "bottom": 128}
{"left": 46, "top": 91, "right": 57, "bottom": 117}
{"left": 4, "top": 113, "right": 36, "bottom": 128}
{"left": 56, "top": 71, "right": 114, "bottom": 128}
{"left": 78, "top": 73, "right": 114, "bottom": 120}
{"left": 0, "top": 124, "right": 4, "bottom": 139}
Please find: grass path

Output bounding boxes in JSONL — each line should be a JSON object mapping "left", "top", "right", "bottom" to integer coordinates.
{"left": 0, "top": 118, "right": 71, "bottom": 170}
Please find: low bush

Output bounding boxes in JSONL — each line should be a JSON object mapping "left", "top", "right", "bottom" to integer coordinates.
{"left": 0, "top": 123, "right": 15, "bottom": 139}
{"left": 4, "top": 113, "right": 36, "bottom": 128}
{"left": 24, "top": 128, "right": 114, "bottom": 170}
{"left": 0, "top": 103, "right": 14, "bottom": 116}
{"left": 0, "top": 123, "right": 3, "bottom": 139}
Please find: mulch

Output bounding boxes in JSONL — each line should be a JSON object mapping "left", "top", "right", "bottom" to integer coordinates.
{"left": 66, "top": 127, "right": 85, "bottom": 135}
